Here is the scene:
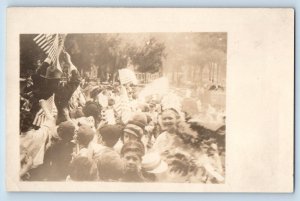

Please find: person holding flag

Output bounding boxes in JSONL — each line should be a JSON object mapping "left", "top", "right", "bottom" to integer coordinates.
{"left": 54, "top": 50, "right": 81, "bottom": 124}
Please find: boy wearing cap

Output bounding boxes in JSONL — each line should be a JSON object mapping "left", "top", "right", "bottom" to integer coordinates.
{"left": 120, "top": 141, "right": 147, "bottom": 182}
{"left": 114, "top": 112, "right": 147, "bottom": 153}
{"left": 123, "top": 122, "right": 144, "bottom": 143}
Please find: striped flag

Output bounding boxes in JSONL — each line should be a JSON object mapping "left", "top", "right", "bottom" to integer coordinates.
{"left": 33, "top": 34, "right": 66, "bottom": 71}
{"left": 118, "top": 68, "right": 138, "bottom": 85}
{"left": 113, "top": 86, "right": 132, "bottom": 123}
{"left": 32, "top": 95, "right": 57, "bottom": 127}
{"left": 114, "top": 98, "right": 131, "bottom": 116}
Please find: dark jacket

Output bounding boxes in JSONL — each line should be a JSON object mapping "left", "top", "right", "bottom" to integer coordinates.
{"left": 54, "top": 70, "right": 81, "bottom": 124}
{"left": 42, "top": 141, "right": 75, "bottom": 181}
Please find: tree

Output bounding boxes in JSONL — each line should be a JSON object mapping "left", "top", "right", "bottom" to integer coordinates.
{"left": 20, "top": 34, "right": 46, "bottom": 77}
{"left": 191, "top": 33, "right": 227, "bottom": 85}
{"left": 127, "top": 37, "right": 166, "bottom": 73}
{"left": 64, "top": 34, "right": 127, "bottom": 81}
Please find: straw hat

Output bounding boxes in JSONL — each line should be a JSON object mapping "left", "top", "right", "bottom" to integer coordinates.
{"left": 142, "top": 152, "right": 168, "bottom": 174}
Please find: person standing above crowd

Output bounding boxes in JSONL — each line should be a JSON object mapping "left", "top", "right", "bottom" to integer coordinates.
{"left": 27, "top": 57, "right": 57, "bottom": 118}
{"left": 54, "top": 51, "right": 81, "bottom": 124}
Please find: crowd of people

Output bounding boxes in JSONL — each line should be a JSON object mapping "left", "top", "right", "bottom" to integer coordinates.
{"left": 20, "top": 51, "right": 226, "bottom": 183}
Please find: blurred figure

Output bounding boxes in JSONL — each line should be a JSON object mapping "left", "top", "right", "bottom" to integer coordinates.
{"left": 67, "top": 156, "right": 98, "bottom": 181}
{"left": 75, "top": 124, "right": 95, "bottom": 157}
{"left": 42, "top": 121, "right": 76, "bottom": 181}
{"left": 19, "top": 100, "right": 56, "bottom": 180}
{"left": 96, "top": 149, "right": 123, "bottom": 181}
{"left": 141, "top": 152, "right": 168, "bottom": 182}
{"left": 93, "top": 125, "right": 123, "bottom": 160}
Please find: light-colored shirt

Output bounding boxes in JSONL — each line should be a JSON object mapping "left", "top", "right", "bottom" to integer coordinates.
{"left": 20, "top": 118, "right": 55, "bottom": 168}
{"left": 151, "top": 131, "right": 182, "bottom": 155}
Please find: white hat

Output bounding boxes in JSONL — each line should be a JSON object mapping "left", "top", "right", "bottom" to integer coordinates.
{"left": 142, "top": 152, "right": 168, "bottom": 174}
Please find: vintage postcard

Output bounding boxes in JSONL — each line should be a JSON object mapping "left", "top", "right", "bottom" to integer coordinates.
{"left": 6, "top": 8, "right": 294, "bottom": 192}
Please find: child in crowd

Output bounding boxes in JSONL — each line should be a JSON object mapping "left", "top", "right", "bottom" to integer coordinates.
{"left": 114, "top": 112, "right": 147, "bottom": 153}
{"left": 67, "top": 156, "right": 98, "bottom": 181}
{"left": 74, "top": 124, "right": 95, "bottom": 157}
{"left": 42, "top": 121, "right": 76, "bottom": 181}
{"left": 120, "top": 141, "right": 147, "bottom": 182}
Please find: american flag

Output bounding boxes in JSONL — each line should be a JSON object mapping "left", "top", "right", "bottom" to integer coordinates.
{"left": 118, "top": 68, "right": 138, "bottom": 85}
{"left": 33, "top": 34, "right": 66, "bottom": 71}
{"left": 32, "top": 95, "right": 57, "bottom": 127}
{"left": 113, "top": 86, "right": 131, "bottom": 123}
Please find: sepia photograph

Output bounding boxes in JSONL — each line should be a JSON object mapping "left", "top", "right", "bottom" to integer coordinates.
{"left": 19, "top": 32, "right": 226, "bottom": 183}
{"left": 6, "top": 8, "right": 294, "bottom": 192}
